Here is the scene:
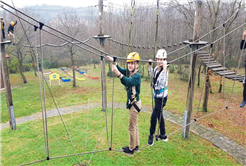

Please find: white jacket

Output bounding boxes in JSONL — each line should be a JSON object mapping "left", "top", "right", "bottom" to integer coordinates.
{"left": 148, "top": 66, "right": 168, "bottom": 98}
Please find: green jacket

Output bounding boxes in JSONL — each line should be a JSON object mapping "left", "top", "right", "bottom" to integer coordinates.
{"left": 116, "top": 64, "right": 141, "bottom": 108}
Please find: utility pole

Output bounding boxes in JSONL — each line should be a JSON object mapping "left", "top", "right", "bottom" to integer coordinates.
{"left": 183, "top": 0, "right": 206, "bottom": 138}
{"left": 94, "top": 0, "right": 110, "bottom": 111}
{"left": 1, "top": 24, "right": 16, "bottom": 130}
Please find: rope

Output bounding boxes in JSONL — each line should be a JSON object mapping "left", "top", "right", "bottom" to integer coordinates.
{"left": 43, "top": 78, "right": 82, "bottom": 165}
{"left": 108, "top": 37, "right": 183, "bottom": 50}
{"left": 2, "top": 4, "right": 245, "bottom": 65}
{"left": 83, "top": 87, "right": 90, "bottom": 163}
{"left": 19, "top": 159, "right": 47, "bottom": 166}
{"left": 169, "top": 22, "right": 246, "bottom": 64}
{"left": 39, "top": 28, "right": 50, "bottom": 159}
{"left": 36, "top": 20, "right": 79, "bottom": 166}
{"left": 87, "top": 120, "right": 108, "bottom": 165}
{"left": 34, "top": 24, "right": 47, "bottom": 162}
{"left": 0, "top": 1, "right": 111, "bottom": 59}
{"left": 49, "top": 149, "right": 109, "bottom": 160}
{"left": 127, "top": 0, "right": 135, "bottom": 55}
{"left": 168, "top": 106, "right": 239, "bottom": 141}
{"left": 111, "top": 59, "right": 117, "bottom": 149}
{"left": 1, "top": 1, "right": 244, "bottom": 162}
{"left": 100, "top": 57, "right": 110, "bottom": 149}
{"left": 167, "top": 3, "right": 240, "bottom": 56}
{"left": 222, "top": 25, "right": 226, "bottom": 106}
{"left": 14, "top": 33, "right": 78, "bottom": 165}
{"left": 153, "top": 0, "right": 160, "bottom": 58}
{"left": 10, "top": 0, "right": 37, "bottom": 74}
{"left": 48, "top": 128, "right": 78, "bottom": 165}
{"left": 22, "top": 38, "right": 91, "bottom": 48}
{"left": 195, "top": 40, "right": 213, "bottom": 119}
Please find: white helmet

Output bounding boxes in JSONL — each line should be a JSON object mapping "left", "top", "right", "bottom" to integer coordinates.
{"left": 156, "top": 49, "right": 167, "bottom": 59}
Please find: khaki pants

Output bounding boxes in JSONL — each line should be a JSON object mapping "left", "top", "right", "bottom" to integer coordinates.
{"left": 8, "top": 32, "right": 15, "bottom": 43}
{"left": 128, "top": 100, "right": 141, "bottom": 150}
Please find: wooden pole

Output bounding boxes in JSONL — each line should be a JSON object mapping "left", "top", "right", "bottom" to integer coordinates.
{"left": 98, "top": 0, "right": 107, "bottom": 111}
{"left": 185, "top": 0, "right": 202, "bottom": 137}
{"left": 1, "top": 17, "right": 4, "bottom": 89}
{"left": 1, "top": 24, "right": 16, "bottom": 130}
{"left": 0, "top": 59, "right": 4, "bottom": 89}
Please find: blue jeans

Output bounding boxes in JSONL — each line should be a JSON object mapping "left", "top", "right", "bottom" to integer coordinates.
{"left": 149, "top": 96, "right": 167, "bottom": 136}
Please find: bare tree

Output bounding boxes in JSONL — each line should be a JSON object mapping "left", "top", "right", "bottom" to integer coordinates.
{"left": 55, "top": 10, "right": 88, "bottom": 87}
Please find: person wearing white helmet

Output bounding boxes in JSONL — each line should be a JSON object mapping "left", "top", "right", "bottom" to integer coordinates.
{"left": 147, "top": 49, "right": 169, "bottom": 146}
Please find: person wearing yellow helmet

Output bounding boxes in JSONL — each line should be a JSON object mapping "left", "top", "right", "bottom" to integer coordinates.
{"left": 8, "top": 18, "right": 17, "bottom": 44}
{"left": 106, "top": 52, "right": 141, "bottom": 156}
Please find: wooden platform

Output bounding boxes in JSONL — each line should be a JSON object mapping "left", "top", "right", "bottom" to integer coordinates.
{"left": 198, "top": 52, "right": 245, "bottom": 83}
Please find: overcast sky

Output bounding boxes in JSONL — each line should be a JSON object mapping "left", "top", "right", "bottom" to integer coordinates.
{"left": 1, "top": 0, "right": 162, "bottom": 8}
{"left": 0, "top": 0, "right": 177, "bottom": 8}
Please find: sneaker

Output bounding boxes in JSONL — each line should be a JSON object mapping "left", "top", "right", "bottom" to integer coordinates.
{"left": 240, "top": 100, "right": 246, "bottom": 108}
{"left": 148, "top": 135, "right": 154, "bottom": 146}
{"left": 157, "top": 135, "right": 168, "bottom": 142}
{"left": 134, "top": 146, "right": 140, "bottom": 153}
{"left": 121, "top": 146, "right": 134, "bottom": 156}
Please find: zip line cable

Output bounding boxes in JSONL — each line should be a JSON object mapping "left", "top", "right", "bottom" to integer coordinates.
{"left": 40, "top": 26, "right": 50, "bottom": 160}
{"left": 108, "top": 2, "right": 240, "bottom": 56}
{"left": 3, "top": 4, "right": 245, "bottom": 67}
{"left": 34, "top": 22, "right": 48, "bottom": 164}
{"left": 10, "top": 0, "right": 37, "bottom": 73}
{"left": 22, "top": 38, "right": 91, "bottom": 48}
{"left": 1, "top": 1, "right": 245, "bottom": 164}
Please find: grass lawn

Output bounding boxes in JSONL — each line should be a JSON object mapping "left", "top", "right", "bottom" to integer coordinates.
{"left": 1, "top": 108, "right": 240, "bottom": 165}
{"left": 1, "top": 64, "right": 245, "bottom": 165}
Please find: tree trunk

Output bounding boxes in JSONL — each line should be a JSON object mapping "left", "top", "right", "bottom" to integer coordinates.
{"left": 197, "top": 64, "right": 201, "bottom": 87}
{"left": 18, "top": 60, "right": 27, "bottom": 84}
{"left": 202, "top": 71, "right": 210, "bottom": 112}
{"left": 71, "top": 54, "right": 76, "bottom": 87}
{"left": 218, "top": 76, "right": 222, "bottom": 93}
{"left": 31, "top": 54, "right": 37, "bottom": 76}
{"left": 209, "top": 82, "right": 213, "bottom": 93}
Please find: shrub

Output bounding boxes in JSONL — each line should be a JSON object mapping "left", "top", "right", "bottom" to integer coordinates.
{"left": 169, "top": 65, "right": 175, "bottom": 73}
{"left": 180, "top": 70, "right": 189, "bottom": 81}
{"left": 23, "top": 64, "right": 32, "bottom": 72}
{"left": 7, "top": 58, "right": 19, "bottom": 73}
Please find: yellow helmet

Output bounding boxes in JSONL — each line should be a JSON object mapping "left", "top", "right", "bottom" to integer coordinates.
{"left": 10, "top": 21, "right": 14, "bottom": 26}
{"left": 126, "top": 52, "right": 140, "bottom": 62}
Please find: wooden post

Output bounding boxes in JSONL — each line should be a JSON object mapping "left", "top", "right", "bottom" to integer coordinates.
{"left": 1, "top": 26, "right": 16, "bottom": 130}
{"left": 1, "top": 18, "right": 4, "bottom": 89}
{"left": 185, "top": 0, "right": 202, "bottom": 137}
{"left": 0, "top": 60, "right": 4, "bottom": 89}
{"left": 98, "top": 0, "right": 107, "bottom": 111}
